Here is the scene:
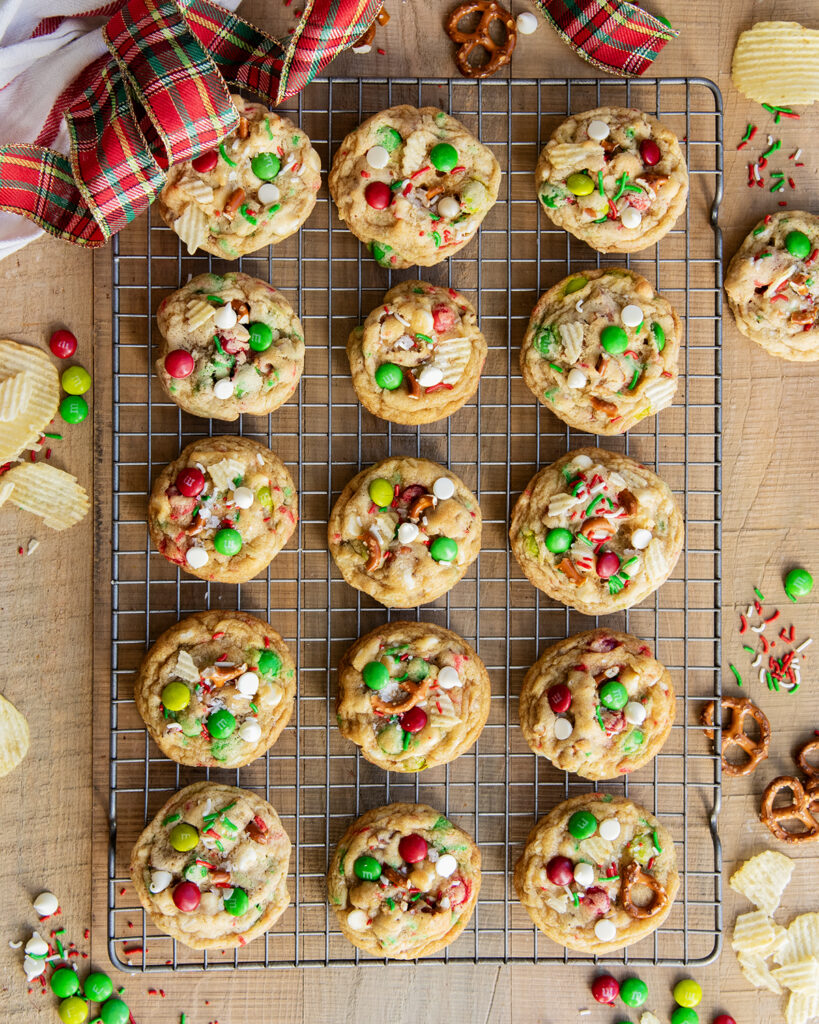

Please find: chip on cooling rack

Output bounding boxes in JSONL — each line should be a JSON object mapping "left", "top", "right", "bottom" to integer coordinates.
{"left": 738, "top": 951, "right": 783, "bottom": 994}
{"left": 732, "top": 22, "right": 819, "bottom": 105}
{"left": 730, "top": 849, "right": 794, "bottom": 915}
{"left": 0, "top": 339, "right": 60, "bottom": 461}
{"left": 3, "top": 462, "right": 89, "bottom": 531}
{"left": 772, "top": 958, "right": 819, "bottom": 994}
{"left": 0, "top": 693, "right": 29, "bottom": 777}
{"left": 775, "top": 913, "right": 819, "bottom": 965}
{"left": 733, "top": 910, "right": 786, "bottom": 955}
{"left": 785, "top": 991, "right": 819, "bottom": 1024}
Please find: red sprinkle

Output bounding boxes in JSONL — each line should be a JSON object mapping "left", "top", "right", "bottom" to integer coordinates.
{"left": 765, "top": 610, "right": 780, "bottom": 623}
{"left": 739, "top": 614, "right": 748, "bottom": 634}
{"left": 84, "top": 929, "right": 90, "bottom": 940}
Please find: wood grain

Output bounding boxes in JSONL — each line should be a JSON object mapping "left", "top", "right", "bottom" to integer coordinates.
{"left": 1, "top": 1, "right": 818, "bottom": 1021}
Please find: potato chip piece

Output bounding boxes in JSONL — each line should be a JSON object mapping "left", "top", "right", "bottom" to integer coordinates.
{"left": 578, "top": 835, "right": 613, "bottom": 865}
{"left": 0, "top": 371, "right": 33, "bottom": 422}
{"left": 772, "top": 957, "right": 819, "bottom": 994}
{"left": 206, "top": 457, "right": 246, "bottom": 494}
{"left": 0, "top": 340, "right": 60, "bottom": 461}
{"left": 737, "top": 952, "right": 783, "bottom": 994}
{"left": 0, "top": 693, "right": 29, "bottom": 777}
{"left": 173, "top": 204, "right": 210, "bottom": 255}
{"left": 730, "top": 850, "right": 795, "bottom": 915}
{"left": 3, "top": 462, "right": 89, "bottom": 531}
{"left": 186, "top": 298, "right": 216, "bottom": 330}
{"left": 174, "top": 650, "right": 200, "bottom": 684}
{"left": 0, "top": 478, "right": 14, "bottom": 507}
{"left": 733, "top": 910, "right": 782, "bottom": 954}
{"left": 639, "top": 1014, "right": 662, "bottom": 1024}
{"left": 732, "top": 22, "right": 819, "bottom": 105}
{"left": 177, "top": 176, "right": 215, "bottom": 206}
{"left": 785, "top": 991, "right": 819, "bottom": 1024}
{"left": 776, "top": 913, "right": 819, "bottom": 965}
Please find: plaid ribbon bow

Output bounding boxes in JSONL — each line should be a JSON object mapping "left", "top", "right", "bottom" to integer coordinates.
{"left": 534, "top": 0, "right": 678, "bottom": 77}
{"left": 0, "top": 0, "right": 380, "bottom": 247}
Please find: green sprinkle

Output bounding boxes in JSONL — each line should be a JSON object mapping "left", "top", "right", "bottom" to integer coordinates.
{"left": 267, "top": 203, "right": 281, "bottom": 218}
{"left": 596, "top": 705, "right": 606, "bottom": 731}
{"left": 652, "top": 829, "right": 662, "bottom": 853}
{"left": 742, "top": 645, "right": 755, "bottom": 654}
{"left": 55, "top": 936, "right": 65, "bottom": 958}
{"left": 410, "top": 892, "right": 424, "bottom": 902}
{"left": 608, "top": 573, "right": 625, "bottom": 595}
{"left": 754, "top": 587, "right": 765, "bottom": 601}
{"left": 213, "top": 334, "right": 227, "bottom": 357}
{"left": 415, "top": 333, "right": 433, "bottom": 345}
{"left": 628, "top": 367, "right": 641, "bottom": 390}
{"left": 758, "top": 251, "right": 773, "bottom": 258}
{"left": 612, "top": 173, "right": 629, "bottom": 202}
{"left": 205, "top": 294, "right": 225, "bottom": 305}
{"left": 215, "top": 839, "right": 224, "bottom": 852}
{"left": 761, "top": 139, "right": 782, "bottom": 161}
{"left": 571, "top": 480, "right": 584, "bottom": 495}
{"left": 593, "top": 214, "right": 608, "bottom": 222}
{"left": 249, "top": 702, "right": 258, "bottom": 713}
{"left": 753, "top": 226, "right": 765, "bottom": 236}
{"left": 585, "top": 494, "right": 604, "bottom": 517}
{"left": 571, "top": 891, "right": 579, "bottom": 906}
{"left": 789, "top": 683, "right": 800, "bottom": 693}
{"left": 402, "top": 730, "right": 412, "bottom": 750}
{"left": 578, "top": 532, "right": 593, "bottom": 547}
{"left": 729, "top": 663, "right": 743, "bottom": 688}
{"left": 339, "top": 851, "right": 346, "bottom": 875}
{"left": 433, "top": 815, "right": 451, "bottom": 830}
{"left": 740, "top": 123, "right": 755, "bottom": 143}
{"left": 219, "top": 142, "right": 237, "bottom": 167}
{"left": 162, "top": 813, "right": 181, "bottom": 825}
{"left": 601, "top": 875, "right": 620, "bottom": 881}
{"left": 221, "top": 816, "right": 238, "bottom": 831}
{"left": 292, "top": 135, "right": 300, "bottom": 145}
{"left": 597, "top": 170, "right": 604, "bottom": 196}
{"left": 239, "top": 203, "right": 258, "bottom": 225}
{"left": 767, "top": 671, "right": 779, "bottom": 692}
{"left": 386, "top": 897, "right": 395, "bottom": 911}
{"left": 432, "top": 231, "right": 441, "bottom": 247}
{"left": 44, "top": 432, "right": 63, "bottom": 439}
{"left": 549, "top": 362, "right": 563, "bottom": 373}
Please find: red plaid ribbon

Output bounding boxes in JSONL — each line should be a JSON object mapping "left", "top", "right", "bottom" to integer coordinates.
{"left": 0, "top": 0, "right": 380, "bottom": 247}
{"left": 534, "top": 0, "right": 678, "bottom": 77}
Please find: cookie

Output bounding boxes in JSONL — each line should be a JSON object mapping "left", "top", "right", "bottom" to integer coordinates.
{"left": 519, "top": 629, "right": 675, "bottom": 780}
{"left": 328, "top": 457, "right": 481, "bottom": 608}
{"left": 509, "top": 448, "right": 683, "bottom": 615}
{"left": 520, "top": 268, "right": 681, "bottom": 434}
{"left": 155, "top": 272, "right": 305, "bottom": 420}
{"left": 148, "top": 436, "right": 297, "bottom": 584}
{"left": 535, "top": 106, "right": 688, "bottom": 253}
{"left": 327, "top": 803, "right": 481, "bottom": 958}
{"left": 347, "top": 281, "right": 487, "bottom": 424}
{"left": 130, "top": 782, "right": 291, "bottom": 950}
{"left": 158, "top": 94, "right": 321, "bottom": 259}
{"left": 514, "top": 793, "right": 679, "bottom": 953}
{"left": 336, "top": 622, "right": 490, "bottom": 772}
{"left": 134, "top": 611, "right": 296, "bottom": 769}
{"left": 328, "top": 105, "right": 501, "bottom": 269}
{"left": 725, "top": 210, "right": 819, "bottom": 360}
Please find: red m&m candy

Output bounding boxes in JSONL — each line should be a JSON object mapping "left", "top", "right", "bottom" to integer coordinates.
{"left": 192, "top": 149, "right": 218, "bottom": 173}
{"left": 547, "top": 683, "right": 571, "bottom": 713}
{"left": 399, "top": 707, "right": 427, "bottom": 733}
{"left": 545, "top": 855, "right": 573, "bottom": 886}
{"left": 176, "top": 468, "right": 205, "bottom": 498}
{"left": 596, "top": 551, "right": 621, "bottom": 579}
{"left": 50, "top": 329, "right": 77, "bottom": 359}
{"left": 164, "top": 349, "right": 195, "bottom": 379}
{"left": 172, "top": 881, "right": 200, "bottom": 912}
{"left": 364, "top": 181, "right": 392, "bottom": 209}
{"left": 639, "top": 139, "right": 661, "bottom": 166}
{"left": 591, "top": 974, "right": 620, "bottom": 1005}
{"left": 714, "top": 1017, "right": 736, "bottom": 1024}
{"left": 398, "top": 834, "right": 428, "bottom": 863}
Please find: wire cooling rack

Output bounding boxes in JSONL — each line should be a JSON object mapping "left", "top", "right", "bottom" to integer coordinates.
{"left": 108, "top": 76, "right": 724, "bottom": 971}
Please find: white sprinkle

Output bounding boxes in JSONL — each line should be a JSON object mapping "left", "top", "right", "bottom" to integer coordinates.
{"left": 213, "top": 304, "right": 238, "bottom": 330}
{"left": 745, "top": 604, "right": 755, "bottom": 617}
{"left": 594, "top": 918, "right": 616, "bottom": 942}
{"left": 26, "top": 538, "right": 39, "bottom": 556}
{"left": 620, "top": 207, "right": 642, "bottom": 229}
{"left": 753, "top": 163, "right": 762, "bottom": 183}
{"left": 397, "top": 522, "right": 419, "bottom": 544}
{"left": 435, "top": 854, "right": 458, "bottom": 878}
{"left": 33, "top": 892, "right": 59, "bottom": 917}
{"left": 236, "top": 671, "right": 259, "bottom": 697}
{"left": 750, "top": 621, "right": 766, "bottom": 634}
{"left": 575, "top": 299, "right": 584, "bottom": 312}
{"left": 366, "top": 145, "right": 390, "bottom": 170}
{"left": 346, "top": 908, "right": 369, "bottom": 930}
{"left": 621, "top": 304, "right": 644, "bottom": 328}
{"left": 579, "top": 1011, "right": 591, "bottom": 1018}
{"left": 599, "top": 817, "right": 622, "bottom": 841}
{"left": 796, "top": 637, "right": 813, "bottom": 653}
{"left": 9, "top": 940, "right": 22, "bottom": 949}
{"left": 624, "top": 702, "right": 646, "bottom": 727}
{"left": 566, "top": 367, "right": 587, "bottom": 389}
{"left": 631, "top": 529, "right": 652, "bottom": 550}
{"left": 186, "top": 546, "right": 208, "bottom": 569}
{"left": 516, "top": 10, "right": 539, "bottom": 33}
{"left": 433, "top": 477, "right": 455, "bottom": 500}
{"left": 794, "top": 148, "right": 803, "bottom": 162}
{"left": 751, "top": 653, "right": 763, "bottom": 669}
{"left": 759, "top": 667, "right": 767, "bottom": 687}
{"left": 437, "top": 196, "right": 461, "bottom": 219}
{"left": 417, "top": 364, "right": 443, "bottom": 388}
{"left": 239, "top": 720, "right": 262, "bottom": 743}
{"left": 767, "top": 134, "right": 773, "bottom": 148}
{"left": 553, "top": 717, "right": 573, "bottom": 741}
{"left": 573, "top": 862, "right": 594, "bottom": 888}
{"left": 586, "top": 118, "right": 610, "bottom": 141}
{"left": 437, "top": 666, "right": 460, "bottom": 690}
{"left": 232, "top": 486, "right": 253, "bottom": 509}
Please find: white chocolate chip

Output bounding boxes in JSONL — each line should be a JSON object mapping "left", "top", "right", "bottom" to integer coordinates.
{"left": 232, "top": 486, "right": 254, "bottom": 509}
{"left": 621, "top": 304, "right": 644, "bottom": 328}
{"left": 213, "top": 304, "right": 238, "bottom": 330}
{"left": 186, "top": 546, "right": 208, "bottom": 569}
{"left": 587, "top": 118, "right": 610, "bottom": 141}
{"left": 631, "top": 528, "right": 652, "bottom": 550}
{"left": 599, "top": 818, "right": 622, "bottom": 841}
{"left": 213, "top": 378, "right": 234, "bottom": 400}
{"left": 437, "top": 666, "right": 460, "bottom": 689}
{"left": 346, "top": 908, "right": 369, "bottom": 930}
{"left": 573, "top": 862, "right": 595, "bottom": 888}
{"left": 257, "top": 183, "right": 280, "bottom": 205}
{"left": 432, "top": 477, "right": 455, "bottom": 500}
{"left": 435, "top": 854, "right": 458, "bottom": 878}
{"left": 594, "top": 918, "right": 617, "bottom": 942}
{"left": 516, "top": 10, "right": 539, "bottom": 34}
{"left": 417, "top": 365, "right": 443, "bottom": 388}
{"left": 149, "top": 870, "right": 173, "bottom": 894}
{"left": 366, "top": 146, "right": 390, "bottom": 170}
{"left": 566, "top": 368, "right": 587, "bottom": 389}
{"left": 239, "top": 720, "right": 262, "bottom": 743}
{"left": 620, "top": 207, "right": 642, "bottom": 229}
{"left": 236, "top": 672, "right": 259, "bottom": 697}
{"left": 33, "top": 892, "right": 59, "bottom": 917}
{"left": 437, "top": 196, "right": 461, "bottom": 219}
{"left": 554, "top": 717, "right": 573, "bottom": 741}
{"left": 25, "top": 932, "right": 49, "bottom": 957}
{"left": 624, "top": 701, "right": 647, "bottom": 726}
{"left": 24, "top": 957, "right": 46, "bottom": 982}
{"left": 571, "top": 454, "right": 593, "bottom": 471}
{"left": 397, "top": 522, "right": 419, "bottom": 544}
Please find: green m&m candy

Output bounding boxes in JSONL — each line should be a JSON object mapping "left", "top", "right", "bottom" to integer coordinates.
{"left": 564, "top": 276, "right": 587, "bottom": 294}
{"left": 58, "top": 996, "right": 88, "bottom": 1024}
{"left": 622, "top": 729, "right": 645, "bottom": 753}
{"left": 61, "top": 365, "right": 92, "bottom": 395}
{"left": 545, "top": 527, "right": 573, "bottom": 553}
{"left": 599, "top": 680, "right": 628, "bottom": 710}
{"left": 258, "top": 649, "right": 281, "bottom": 676}
{"left": 567, "top": 810, "right": 597, "bottom": 839}
{"left": 656, "top": 15, "right": 672, "bottom": 27}
{"left": 376, "top": 126, "right": 402, "bottom": 152}
{"left": 601, "top": 325, "right": 628, "bottom": 354}
{"left": 161, "top": 681, "right": 190, "bottom": 711}
{"left": 169, "top": 822, "right": 199, "bottom": 851}
{"left": 566, "top": 173, "right": 594, "bottom": 196}
{"left": 224, "top": 886, "right": 249, "bottom": 916}
{"left": 51, "top": 968, "right": 80, "bottom": 998}
{"left": 785, "top": 567, "right": 814, "bottom": 602}
{"left": 374, "top": 362, "right": 403, "bottom": 390}
{"left": 785, "top": 229, "right": 812, "bottom": 259}
{"left": 250, "top": 152, "right": 281, "bottom": 180}
{"left": 670, "top": 1008, "right": 698, "bottom": 1024}
{"left": 214, "top": 527, "right": 242, "bottom": 556}
{"left": 620, "top": 977, "right": 648, "bottom": 1007}
{"left": 83, "top": 972, "right": 113, "bottom": 1003}
{"left": 368, "top": 477, "right": 394, "bottom": 507}
{"left": 371, "top": 241, "right": 393, "bottom": 266}
{"left": 651, "top": 321, "right": 666, "bottom": 351}
{"left": 248, "top": 322, "right": 273, "bottom": 351}
{"left": 430, "top": 142, "right": 458, "bottom": 173}
{"left": 353, "top": 854, "right": 382, "bottom": 881}
{"left": 99, "top": 999, "right": 130, "bottom": 1024}
{"left": 207, "top": 708, "right": 236, "bottom": 739}
{"left": 60, "top": 395, "right": 88, "bottom": 423}
{"left": 362, "top": 660, "right": 389, "bottom": 690}
{"left": 429, "top": 536, "right": 458, "bottom": 562}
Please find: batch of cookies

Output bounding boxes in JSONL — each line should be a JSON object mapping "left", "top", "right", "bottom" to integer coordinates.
{"left": 130, "top": 94, "right": 713, "bottom": 960}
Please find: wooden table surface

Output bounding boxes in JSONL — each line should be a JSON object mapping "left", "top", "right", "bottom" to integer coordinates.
{"left": 2, "top": 1, "right": 818, "bottom": 1021}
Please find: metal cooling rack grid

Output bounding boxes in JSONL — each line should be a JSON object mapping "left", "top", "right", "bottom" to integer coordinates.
{"left": 108, "top": 76, "right": 723, "bottom": 971}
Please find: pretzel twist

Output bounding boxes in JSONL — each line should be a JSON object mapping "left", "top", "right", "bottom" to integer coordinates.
{"left": 370, "top": 675, "right": 432, "bottom": 715}
{"left": 621, "top": 860, "right": 669, "bottom": 919}
{"left": 796, "top": 738, "right": 819, "bottom": 781}
{"left": 760, "top": 775, "right": 819, "bottom": 844}
{"left": 445, "top": 1, "right": 517, "bottom": 79}
{"left": 701, "top": 696, "right": 771, "bottom": 776}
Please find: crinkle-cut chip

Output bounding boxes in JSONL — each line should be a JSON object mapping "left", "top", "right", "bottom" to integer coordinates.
{"left": 0, "top": 693, "right": 30, "bottom": 777}
{"left": 545, "top": 894, "right": 569, "bottom": 914}
{"left": 729, "top": 850, "right": 794, "bottom": 915}
{"left": 3, "top": 462, "right": 89, "bottom": 531}
{"left": 173, "top": 205, "right": 209, "bottom": 255}
{"left": 186, "top": 298, "right": 216, "bottom": 329}
{"left": 547, "top": 141, "right": 606, "bottom": 178}
{"left": 174, "top": 650, "right": 200, "bottom": 684}
{"left": 776, "top": 913, "right": 819, "bottom": 965}
{"left": 643, "top": 537, "right": 670, "bottom": 577}
{"left": 639, "top": 1013, "right": 662, "bottom": 1024}
{"left": 737, "top": 952, "right": 783, "bottom": 994}
{"left": 642, "top": 375, "right": 677, "bottom": 412}
{"left": 547, "top": 492, "right": 582, "bottom": 518}
{"left": 435, "top": 334, "right": 472, "bottom": 386}
{"left": 0, "top": 339, "right": 60, "bottom": 461}
{"left": 731, "top": 22, "right": 819, "bottom": 105}
{"left": 772, "top": 958, "right": 819, "bottom": 994}
{"left": 176, "top": 176, "right": 215, "bottom": 205}
{"left": 207, "top": 457, "right": 246, "bottom": 494}
{"left": 785, "top": 991, "right": 819, "bottom": 1024}
{"left": 0, "top": 371, "right": 33, "bottom": 422}
{"left": 578, "top": 835, "right": 612, "bottom": 864}
{"left": 732, "top": 909, "right": 782, "bottom": 954}
{"left": 0, "top": 478, "right": 14, "bottom": 507}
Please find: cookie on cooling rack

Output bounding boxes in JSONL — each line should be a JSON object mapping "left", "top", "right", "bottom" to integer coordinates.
{"left": 336, "top": 621, "right": 490, "bottom": 772}
{"left": 134, "top": 611, "right": 296, "bottom": 769}
{"left": 328, "top": 457, "right": 481, "bottom": 608}
{"left": 519, "top": 628, "right": 675, "bottom": 780}
{"left": 156, "top": 272, "right": 305, "bottom": 421}
{"left": 535, "top": 106, "right": 688, "bottom": 253}
{"left": 725, "top": 210, "right": 819, "bottom": 361}
{"left": 148, "top": 436, "right": 297, "bottom": 584}
{"left": 328, "top": 105, "right": 501, "bottom": 268}
{"left": 347, "top": 281, "right": 487, "bottom": 425}
{"left": 509, "top": 448, "right": 683, "bottom": 616}
{"left": 158, "top": 94, "right": 321, "bottom": 258}
{"left": 327, "top": 802, "right": 481, "bottom": 958}
{"left": 130, "top": 782, "right": 291, "bottom": 950}
{"left": 514, "top": 793, "right": 679, "bottom": 953}
{"left": 519, "top": 268, "right": 682, "bottom": 434}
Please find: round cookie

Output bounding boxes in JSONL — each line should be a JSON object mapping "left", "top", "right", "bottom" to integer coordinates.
{"left": 509, "top": 448, "right": 683, "bottom": 615}
{"left": 347, "top": 281, "right": 487, "bottom": 424}
{"left": 134, "top": 611, "right": 296, "bottom": 769}
{"left": 519, "top": 628, "right": 675, "bottom": 780}
{"left": 148, "top": 436, "right": 297, "bottom": 584}
{"left": 328, "top": 457, "right": 481, "bottom": 608}
{"left": 130, "top": 782, "right": 291, "bottom": 950}
{"left": 520, "top": 268, "right": 682, "bottom": 434}
{"left": 327, "top": 803, "right": 481, "bottom": 958}
{"left": 328, "top": 105, "right": 501, "bottom": 269}
{"left": 155, "top": 272, "right": 305, "bottom": 420}
{"left": 158, "top": 94, "right": 321, "bottom": 259}
{"left": 514, "top": 793, "right": 679, "bottom": 953}
{"left": 336, "top": 622, "right": 491, "bottom": 772}
{"left": 725, "top": 210, "right": 819, "bottom": 361}
{"left": 535, "top": 106, "right": 688, "bottom": 253}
